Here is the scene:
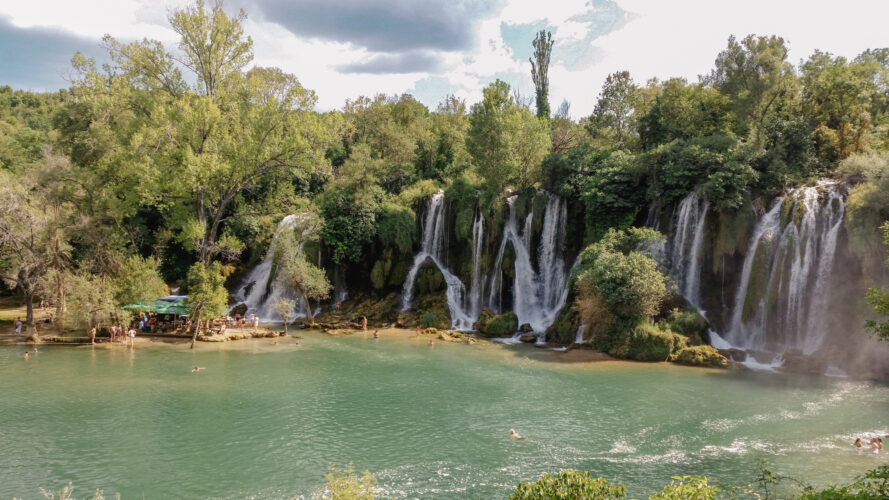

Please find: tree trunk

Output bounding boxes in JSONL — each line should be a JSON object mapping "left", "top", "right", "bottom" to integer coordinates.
{"left": 24, "top": 292, "right": 34, "bottom": 328}
{"left": 301, "top": 290, "right": 314, "bottom": 325}
{"left": 283, "top": 320, "right": 288, "bottom": 336}
{"left": 190, "top": 307, "right": 203, "bottom": 349}
{"left": 24, "top": 293, "right": 38, "bottom": 341}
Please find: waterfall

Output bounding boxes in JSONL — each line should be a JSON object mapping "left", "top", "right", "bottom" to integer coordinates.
{"left": 233, "top": 214, "right": 307, "bottom": 321}
{"left": 487, "top": 192, "right": 570, "bottom": 333}
{"left": 726, "top": 182, "right": 845, "bottom": 354}
{"left": 400, "top": 190, "right": 476, "bottom": 330}
{"left": 574, "top": 320, "right": 587, "bottom": 344}
{"left": 465, "top": 211, "right": 485, "bottom": 319}
{"left": 670, "top": 192, "right": 709, "bottom": 310}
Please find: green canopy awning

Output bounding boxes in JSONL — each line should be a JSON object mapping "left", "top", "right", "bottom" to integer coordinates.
{"left": 123, "top": 297, "right": 191, "bottom": 316}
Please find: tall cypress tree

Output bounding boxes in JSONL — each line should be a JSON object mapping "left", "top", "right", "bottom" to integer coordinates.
{"left": 530, "top": 30, "right": 554, "bottom": 119}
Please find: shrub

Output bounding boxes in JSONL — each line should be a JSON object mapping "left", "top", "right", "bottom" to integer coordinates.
{"left": 650, "top": 475, "right": 719, "bottom": 500}
{"left": 662, "top": 308, "right": 708, "bottom": 345}
{"left": 475, "top": 308, "right": 518, "bottom": 337}
{"left": 510, "top": 470, "right": 627, "bottom": 500}
{"left": 312, "top": 464, "right": 376, "bottom": 500}
{"left": 624, "top": 323, "right": 686, "bottom": 361}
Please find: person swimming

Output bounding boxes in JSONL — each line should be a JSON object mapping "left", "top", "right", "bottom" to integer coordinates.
{"left": 373, "top": 329, "right": 379, "bottom": 339}
{"left": 854, "top": 438, "right": 863, "bottom": 448}
{"left": 509, "top": 429, "right": 523, "bottom": 439}
{"left": 869, "top": 437, "right": 882, "bottom": 452}
{"left": 428, "top": 339, "right": 434, "bottom": 346}
{"left": 191, "top": 366, "right": 202, "bottom": 373}
{"left": 23, "top": 351, "right": 29, "bottom": 361}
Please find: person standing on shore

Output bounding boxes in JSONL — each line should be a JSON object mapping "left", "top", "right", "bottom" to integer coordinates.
{"left": 14, "top": 317, "right": 22, "bottom": 335}
{"left": 90, "top": 327, "right": 96, "bottom": 344}
{"left": 362, "top": 316, "right": 367, "bottom": 331}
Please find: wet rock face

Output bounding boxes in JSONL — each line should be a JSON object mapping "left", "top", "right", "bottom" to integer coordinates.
{"left": 519, "top": 323, "right": 534, "bottom": 333}
{"left": 779, "top": 349, "right": 829, "bottom": 375}
{"left": 718, "top": 348, "right": 747, "bottom": 362}
{"left": 519, "top": 333, "right": 537, "bottom": 343}
{"left": 672, "top": 345, "right": 729, "bottom": 368}
{"left": 230, "top": 303, "right": 248, "bottom": 317}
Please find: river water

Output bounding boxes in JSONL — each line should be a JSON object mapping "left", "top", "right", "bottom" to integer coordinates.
{"left": 1, "top": 333, "right": 887, "bottom": 499}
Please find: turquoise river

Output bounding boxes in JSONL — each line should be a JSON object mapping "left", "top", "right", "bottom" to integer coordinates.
{"left": 1, "top": 332, "right": 888, "bottom": 499}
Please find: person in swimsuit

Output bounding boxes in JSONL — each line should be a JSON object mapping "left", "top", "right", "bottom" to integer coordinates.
{"left": 192, "top": 366, "right": 202, "bottom": 373}
{"left": 373, "top": 329, "right": 379, "bottom": 339}
{"left": 854, "top": 438, "right": 862, "bottom": 448}
{"left": 23, "top": 351, "right": 29, "bottom": 361}
{"left": 509, "top": 429, "right": 523, "bottom": 439}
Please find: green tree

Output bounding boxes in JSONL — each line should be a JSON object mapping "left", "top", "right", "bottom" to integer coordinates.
{"left": 274, "top": 222, "right": 332, "bottom": 325}
{"left": 510, "top": 470, "right": 627, "bottom": 499}
{"left": 77, "top": 0, "right": 337, "bottom": 265}
{"left": 272, "top": 297, "right": 295, "bottom": 334}
{"left": 113, "top": 255, "right": 169, "bottom": 306}
{"left": 574, "top": 227, "right": 668, "bottom": 322}
{"left": 529, "top": 30, "right": 554, "bottom": 118}
{"left": 184, "top": 261, "right": 229, "bottom": 347}
{"left": 801, "top": 51, "right": 874, "bottom": 160}
{"left": 707, "top": 34, "right": 797, "bottom": 144}
{"left": 0, "top": 171, "right": 62, "bottom": 332}
{"left": 468, "top": 80, "right": 551, "bottom": 193}
{"left": 588, "top": 71, "right": 639, "bottom": 147}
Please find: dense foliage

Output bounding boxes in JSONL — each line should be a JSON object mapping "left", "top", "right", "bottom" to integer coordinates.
{"left": 1, "top": 0, "right": 888, "bottom": 341}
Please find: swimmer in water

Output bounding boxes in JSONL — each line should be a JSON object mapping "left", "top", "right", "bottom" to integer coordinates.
{"left": 24, "top": 351, "right": 29, "bottom": 361}
{"left": 854, "top": 438, "right": 862, "bottom": 448}
{"left": 373, "top": 329, "right": 379, "bottom": 339}
{"left": 509, "top": 429, "right": 523, "bottom": 440}
{"left": 191, "top": 366, "right": 202, "bottom": 373}
{"left": 428, "top": 339, "right": 434, "bottom": 346}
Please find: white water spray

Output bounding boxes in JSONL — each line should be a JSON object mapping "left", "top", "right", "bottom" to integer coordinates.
{"left": 726, "top": 182, "right": 845, "bottom": 354}
{"left": 670, "top": 192, "right": 709, "bottom": 310}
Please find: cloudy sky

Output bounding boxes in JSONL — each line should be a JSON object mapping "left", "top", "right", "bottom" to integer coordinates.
{"left": 2, "top": 0, "right": 888, "bottom": 118}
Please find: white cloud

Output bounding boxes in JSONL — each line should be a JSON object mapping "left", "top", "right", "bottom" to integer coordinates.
{"left": 3, "top": 0, "right": 889, "bottom": 118}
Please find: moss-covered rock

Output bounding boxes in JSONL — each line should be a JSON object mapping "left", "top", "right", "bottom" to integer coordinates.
{"left": 416, "top": 264, "right": 445, "bottom": 294}
{"left": 474, "top": 307, "right": 518, "bottom": 337}
{"left": 598, "top": 321, "right": 686, "bottom": 362}
{"left": 673, "top": 345, "right": 729, "bottom": 368}
{"left": 660, "top": 306, "right": 709, "bottom": 345}
{"left": 545, "top": 305, "right": 580, "bottom": 344}
{"left": 394, "top": 293, "right": 451, "bottom": 329}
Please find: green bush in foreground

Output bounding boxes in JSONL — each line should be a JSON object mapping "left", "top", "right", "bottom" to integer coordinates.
{"left": 510, "top": 470, "right": 627, "bottom": 499}
{"left": 311, "top": 464, "right": 376, "bottom": 500}
{"left": 650, "top": 476, "right": 719, "bottom": 499}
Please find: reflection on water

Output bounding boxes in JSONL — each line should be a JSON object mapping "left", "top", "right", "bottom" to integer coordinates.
{"left": 0, "top": 333, "right": 886, "bottom": 499}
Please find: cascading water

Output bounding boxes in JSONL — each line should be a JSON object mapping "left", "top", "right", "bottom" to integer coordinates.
{"left": 574, "top": 320, "right": 587, "bottom": 344}
{"left": 400, "top": 189, "right": 573, "bottom": 335}
{"left": 400, "top": 190, "right": 476, "bottom": 330}
{"left": 465, "top": 211, "right": 485, "bottom": 320}
{"left": 670, "top": 192, "right": 709, "bottom": 310}
{"left": 726, "top": 182, "right": 845, "bottom": 354}
{"left": 233, "top": 214, "right": 308, "bottom": 321}
{"left": 488, "top": 192, "right": 569, "bottom": 333}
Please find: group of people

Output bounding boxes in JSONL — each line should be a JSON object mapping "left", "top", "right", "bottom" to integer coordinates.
{"left": 107, "top": 324, "right": 136, "bottom": 345}
{"left": 853, "top": 436, "right": 885, "bottom": 452}
{"left": 227, "top": 313, "right": 260, "bottom": 333}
